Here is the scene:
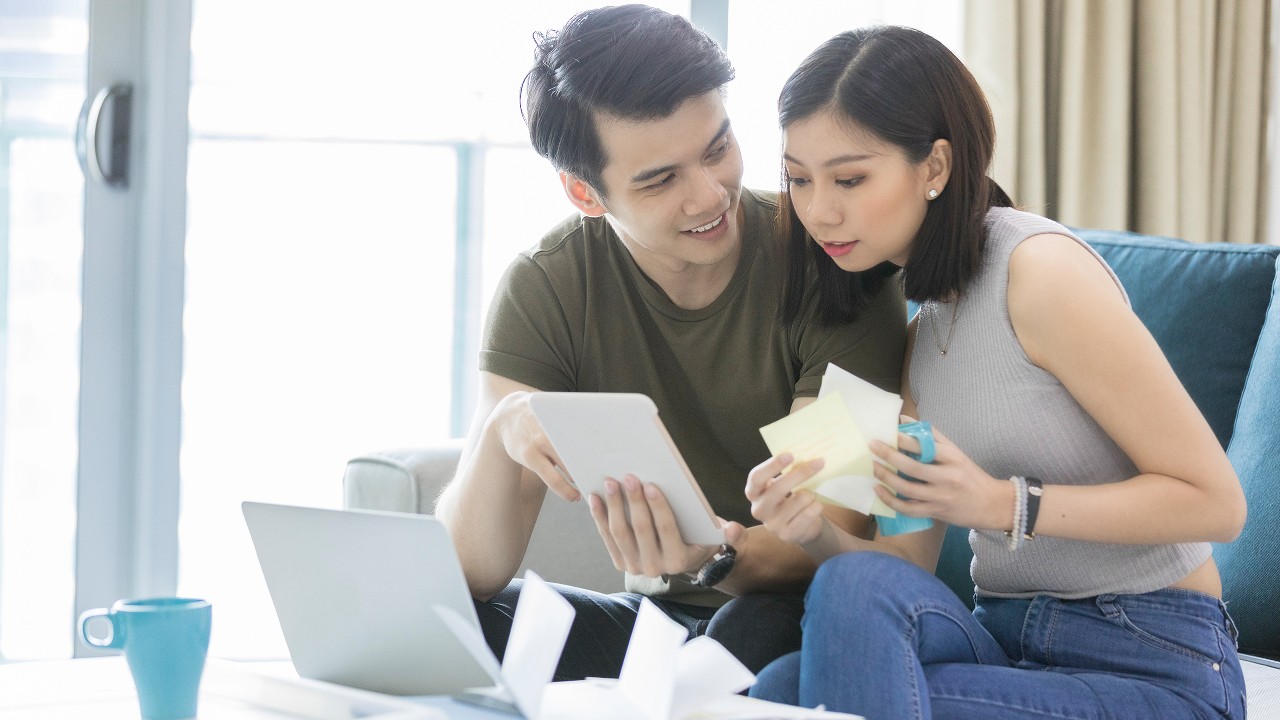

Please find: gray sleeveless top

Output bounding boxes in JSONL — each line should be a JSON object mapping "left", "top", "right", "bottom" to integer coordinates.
{"left": 910, "top": 207, "right": 1210, "bottom": 599}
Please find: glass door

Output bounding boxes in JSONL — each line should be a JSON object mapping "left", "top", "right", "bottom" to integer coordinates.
{"left": 0, "top": 0, "right": 87, "bottom": 660}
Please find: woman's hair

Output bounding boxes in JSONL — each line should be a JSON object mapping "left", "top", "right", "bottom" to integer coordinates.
{"left": 778, "top": 26, "right": 1012, "bottom": 322}
{"left": 520, "top": 4, "right": 734, "bottom": 198}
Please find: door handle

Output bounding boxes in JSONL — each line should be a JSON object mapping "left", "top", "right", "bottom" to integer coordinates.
{"left": 76, "top": 83, "right": 133, "bottom": 189}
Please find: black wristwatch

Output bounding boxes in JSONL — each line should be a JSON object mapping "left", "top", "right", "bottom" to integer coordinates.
{"left": 690, "top": 544, "right": 737, "bottom": 588}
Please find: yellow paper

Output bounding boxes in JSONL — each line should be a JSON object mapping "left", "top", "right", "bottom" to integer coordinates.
{"left": 760, "top": 394, "right": 873, "bottom": 484}
{"left": 758, "top": 395, "right": 898, "bottom": 517}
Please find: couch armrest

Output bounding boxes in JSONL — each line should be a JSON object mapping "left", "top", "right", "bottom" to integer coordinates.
{"left": 343, "top": 442, "right": 625, "bottom": 594}
{"left": 343, "top": 443, "right": 465, "bottom": 514}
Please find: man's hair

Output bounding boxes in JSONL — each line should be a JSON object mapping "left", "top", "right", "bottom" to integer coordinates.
{"left": 778, "top": 26, "right": 1013, "bottom": 323}
{"left": 520, "top": 4, "right": 734, "bottom": 196}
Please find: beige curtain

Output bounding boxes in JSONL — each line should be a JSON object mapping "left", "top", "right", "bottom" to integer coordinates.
{"left": 965, "top": 0, "right": 1270, "bottom": 244}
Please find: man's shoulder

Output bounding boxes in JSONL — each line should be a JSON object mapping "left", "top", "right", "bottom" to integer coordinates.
{"left": 521, "top": 213, "right": 617, "bottom": 264}
{"left": 741, "top": 187, "right": 780, "bottom": 222}
{"left": 523, "top": 213, "right": 581, "bottom": 254}
{"left": 496, "top": 213, "right": 622, "bottom": 299}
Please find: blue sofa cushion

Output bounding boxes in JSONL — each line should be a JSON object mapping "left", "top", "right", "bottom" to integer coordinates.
{"left": 1221, "top": 255, "right": 1280, "bottom": 659}
{"left": 1079, "top": 230, "right": 1280, "bottom": 448}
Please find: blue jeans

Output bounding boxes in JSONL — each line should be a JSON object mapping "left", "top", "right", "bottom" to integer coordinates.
{"left": 476, "top": 579, "right": 805, "bottom": 681}
{"left": 750, "top": 552, "right": 1246, "bottom": 720}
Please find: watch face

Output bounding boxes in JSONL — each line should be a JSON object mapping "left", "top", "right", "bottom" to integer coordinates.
{"left": 696, "top": 544, "right": 736, "bottom": 587}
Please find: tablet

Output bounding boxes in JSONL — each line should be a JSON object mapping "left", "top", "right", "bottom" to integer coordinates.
{"left": 528, "top": 392, "right": 727, "bottom": 547}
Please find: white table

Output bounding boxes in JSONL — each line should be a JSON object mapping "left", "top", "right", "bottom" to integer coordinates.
{"left": 0, "top": 657, "right": 471, "bottom": 719}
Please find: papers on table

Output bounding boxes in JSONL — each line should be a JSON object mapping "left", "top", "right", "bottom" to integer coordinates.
{"left": 541, "top": 679, "right": 863, "bottom": 720}
{"left": 434, "top": 570, "right": 573, "bottom": 718}
{"left": 436, "top": 571, "right": 861, "bottom": 719}
{"left": 759, "top": 364, "right": 903, "bottom": 518}
{"left": 617, "top": 601, "right": 755, "bottom": 720}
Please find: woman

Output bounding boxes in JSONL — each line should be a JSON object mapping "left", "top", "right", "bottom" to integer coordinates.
{"left": 746, "top": 26, "right": 1247, "bottom": 720}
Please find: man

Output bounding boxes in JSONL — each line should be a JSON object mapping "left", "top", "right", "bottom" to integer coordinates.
{"left": 435, "top": 4, "right": 905, "bottom": 680}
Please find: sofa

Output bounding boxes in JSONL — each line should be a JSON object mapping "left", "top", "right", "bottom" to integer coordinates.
{"left": 344, "top": 229, "right": 1280, "bottom": 712}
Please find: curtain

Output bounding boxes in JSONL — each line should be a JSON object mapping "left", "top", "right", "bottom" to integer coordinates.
{"left": 965, "top": 0, "right": 1270, "bottom": 244}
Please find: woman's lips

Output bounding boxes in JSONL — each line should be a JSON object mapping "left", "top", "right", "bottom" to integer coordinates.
{"left": 821, "top": 240, "right": 856, "bottom": 257}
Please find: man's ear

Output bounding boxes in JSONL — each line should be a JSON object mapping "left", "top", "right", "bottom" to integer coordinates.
{"left": 925, "top": 139, "right": 953, "bottom": 195}
{"left": 560, "top": 173, "right": 608, "bottom": 218}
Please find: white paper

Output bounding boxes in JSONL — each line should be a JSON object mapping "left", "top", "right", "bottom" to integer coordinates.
{"left": 668, "top": 637, "right": 755, "bottom": 719}
{"left": 617, "top": 599, "right": 688, "bottom": 720}
{"left": 614, "top": 600, "right": 758, "bottom": 720}
{"left": 541, "top": 679, "right": 647, "bottom": 719}
{"left": 433, "top": 570, "right": 575, "bottom": 719}
{"left": 501, "top": 571, "right": 576, "bottom": 718}
{"left": 540, "top": 679, "right": 864, "bottom": 720}
{"left": 818, "top": 363, "right": 905, "bottom": 517}
{"left": 811, "top": 475, "right": 882, "bottom": 515}
{"left": 684, "top": 693, "right": 864, "bottom": 719}
{"left": 818, "top": 363, "right": 903, "bottom": 449}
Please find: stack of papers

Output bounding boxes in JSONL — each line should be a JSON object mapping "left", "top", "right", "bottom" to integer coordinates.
{"left": 759, "top": 364, "right": 903, "bottom": 517}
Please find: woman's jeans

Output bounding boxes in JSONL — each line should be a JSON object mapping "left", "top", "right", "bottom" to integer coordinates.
{"left": 750, "top": 552, "right": 1246, "bottom": 720}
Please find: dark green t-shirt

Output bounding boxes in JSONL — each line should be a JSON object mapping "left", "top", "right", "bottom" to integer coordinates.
{"left": 480, "top": 189, "right": 906, "bottom": 527}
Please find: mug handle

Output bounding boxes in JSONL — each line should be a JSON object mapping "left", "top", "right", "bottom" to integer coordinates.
{"left": 79, "top": 608, "right": 125, "bottom": 649}
{"left": 897, "top": 420, "right": 935, "bottom": 464}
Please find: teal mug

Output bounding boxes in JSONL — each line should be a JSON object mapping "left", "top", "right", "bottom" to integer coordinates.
{"left": 78, "top": 597, "right": 212, "bottom": 720}
{"left": 878, "top": 420, "right": 936, "bottom": 536}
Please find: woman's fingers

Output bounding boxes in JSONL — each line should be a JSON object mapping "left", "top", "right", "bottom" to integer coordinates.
{"left": 870, "top": 440, "right": 931, "bottom": 481}
{"left": 745, "top": 453, "right": 794, "bottom": 501}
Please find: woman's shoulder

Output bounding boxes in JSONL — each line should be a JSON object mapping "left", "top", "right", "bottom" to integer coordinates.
{"left": 983, "top": 206, "right": 1076, "bottom": 248}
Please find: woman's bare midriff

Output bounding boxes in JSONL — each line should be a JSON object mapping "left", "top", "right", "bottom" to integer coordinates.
{"left": 1167, "top": 556, "right": 1222, "bottom": 598}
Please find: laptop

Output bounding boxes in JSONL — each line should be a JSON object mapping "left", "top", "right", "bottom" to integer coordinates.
{"left": 241, "top": 501, "right": 497, "bottom": 696}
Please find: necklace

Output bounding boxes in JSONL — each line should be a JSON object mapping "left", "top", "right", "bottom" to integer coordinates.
{"left": 927, "top": 300, "right": 960, "bottom": 356}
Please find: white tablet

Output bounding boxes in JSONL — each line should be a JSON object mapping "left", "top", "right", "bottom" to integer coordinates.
{"left": 528, "top": 392, "right": 727, "bottom": 546}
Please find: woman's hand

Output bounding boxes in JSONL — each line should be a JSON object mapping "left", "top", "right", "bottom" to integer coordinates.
{"left": 745, "top": 453, "right": 828, "bottom": 545}
{"left": 870, "top": 423, "right": 1012, "bottom": 531}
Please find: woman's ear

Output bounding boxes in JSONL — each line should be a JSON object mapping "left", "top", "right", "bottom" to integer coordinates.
{"left": 560, "top": 173, "right": 608, "bottom": 218}
{"left": 924, "top": 139, "right": 953, "bottom": 197}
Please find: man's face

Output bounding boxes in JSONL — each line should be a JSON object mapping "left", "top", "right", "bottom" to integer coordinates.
{"left": 590, "top": 91, "right": 745, "bottom": 276}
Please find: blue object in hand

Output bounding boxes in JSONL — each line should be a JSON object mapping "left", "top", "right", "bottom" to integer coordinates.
{"left": 878, "top": 420, "right": 935, "bottom": 536}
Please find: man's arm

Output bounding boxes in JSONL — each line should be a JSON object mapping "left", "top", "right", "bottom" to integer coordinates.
{"left": 435, "top": 372, "right": 578, "bottom": 600}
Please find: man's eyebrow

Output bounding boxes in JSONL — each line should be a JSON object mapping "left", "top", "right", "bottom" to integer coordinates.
{"left": 629, "top": 119, "right": 733, "bottom": 185}
{"left": 782, "top": 152, "right": 875, "bottom": 167}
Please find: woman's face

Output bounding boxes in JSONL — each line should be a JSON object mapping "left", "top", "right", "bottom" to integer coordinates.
{"left": 783, "top": 109, "right": 942, "bottom": 271}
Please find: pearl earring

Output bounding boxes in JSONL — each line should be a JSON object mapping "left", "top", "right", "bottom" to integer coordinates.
{"left": 927, "top": 189, "right": 939, "bottom": 199}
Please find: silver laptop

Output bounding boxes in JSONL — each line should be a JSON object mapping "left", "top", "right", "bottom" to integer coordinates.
{"left": 242, "top": 502, "right": 497, "bottom": 696}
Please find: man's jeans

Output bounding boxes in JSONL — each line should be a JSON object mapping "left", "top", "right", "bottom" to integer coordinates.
{"left": 750, "top": 552, "right": 1246, "bottom": 720}
{"left": 475, "top": 579, "right": 805, "bottom": 681}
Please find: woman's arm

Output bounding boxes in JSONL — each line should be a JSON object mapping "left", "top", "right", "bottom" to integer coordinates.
{"left": 1000, "top": 233, "right": 1245, "bottom": 544}
{"left": 871, "top": 233, "right": 1245, "bottom": 545}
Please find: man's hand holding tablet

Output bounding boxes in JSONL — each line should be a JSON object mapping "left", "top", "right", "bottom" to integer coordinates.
{"left": 528, "top": 393, "right": 739, "bottom": 582}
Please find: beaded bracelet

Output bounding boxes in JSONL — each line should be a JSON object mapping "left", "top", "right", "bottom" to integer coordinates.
{"left": 1005, "top": 476, "right": 1028, "bottom": 551}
